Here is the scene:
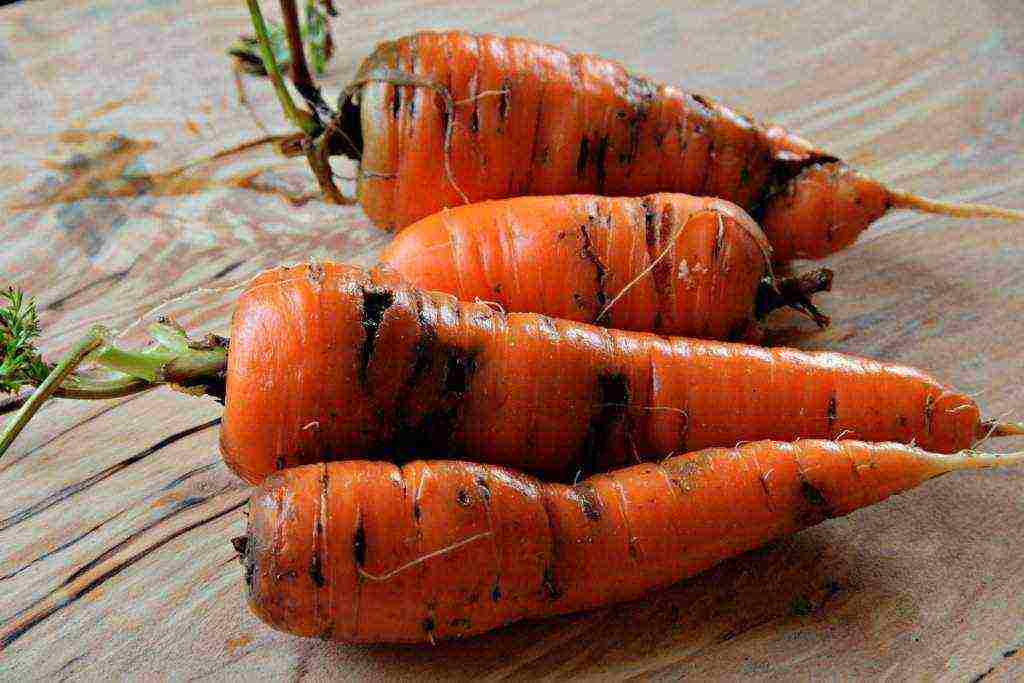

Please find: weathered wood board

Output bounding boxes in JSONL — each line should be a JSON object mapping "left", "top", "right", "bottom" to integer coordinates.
{"left": 1, "top": 0, "right": 1022, "bottom": 679}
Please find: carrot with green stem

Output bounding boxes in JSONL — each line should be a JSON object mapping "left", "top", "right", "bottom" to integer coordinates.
{"left": 379, "top": 192, "right": 834, "bottom": 341}
{"left": 244, "top": 4, "right": 1023, "bottom": 258}
{"left": 239, "top": 439, "right": 1024, "bottom": 643}
{"left": 3, "top": 264, "right": 1021, "bottom": 484}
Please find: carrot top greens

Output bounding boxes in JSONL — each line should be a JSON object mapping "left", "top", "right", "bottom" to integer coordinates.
{"left": 0, "top": 289, "right": 228, "bottom": 457}
{"left": 0, "top": 287, "right": 50, "bottom": 395}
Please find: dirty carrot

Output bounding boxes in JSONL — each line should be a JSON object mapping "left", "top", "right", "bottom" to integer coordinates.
{"left": 380, "top": 193, "right": 833, "bottom": 341}
{"left": 5, "top": 263, "right": 1020, "bottom": 484}
{"left": 244, "top": 6, "right": 1024, "bottom": 256}
{"left": 237, "top": 440, "right": 1024, "bottom": 643}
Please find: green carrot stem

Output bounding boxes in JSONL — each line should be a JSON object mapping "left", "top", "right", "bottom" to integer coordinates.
{"left": 0, "top": 323, "right": 228, "bottom": 460}
{"left": 246, "top": 0, "right": 320, "bottom": 137}
{"left": 1, "top": 326, "right": 110, "bottom": 457}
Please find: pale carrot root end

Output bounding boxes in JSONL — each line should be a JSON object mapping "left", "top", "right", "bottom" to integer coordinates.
{"left": 979, "top": 419, "right": 1024, "bottom": 439}
{"left": 888, "top": 189, "right": 1024, "bottom": 221}
{"left": 937, "top": 449, "right": 1024, "bottom": 473}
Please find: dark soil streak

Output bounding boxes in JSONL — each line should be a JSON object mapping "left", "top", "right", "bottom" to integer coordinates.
{"left": 594, "top": 135, "right": 609, "bottom": 191}
{"left": 572, "top": 482, "right": 603, "bottom": 521}
{"left": 827, "top": 394, "right": 839, "bottom": 434}
{"left": 352, "top": 520, "right": 366, "bottom": 568}
{"left": 580, "top": 372, "right": 630, "bottom": 477}
{"left": 358, "top": 288, "right": 396, "bottom": 387}
{"left": 578, "top": 221, "right": 609, "bottom": 321}
{"left": 576, "top": 136, "right": 590, "bottom": 179}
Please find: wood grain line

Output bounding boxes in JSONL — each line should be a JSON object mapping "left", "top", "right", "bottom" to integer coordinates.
{"left": 43, "top": 266, "right": 135, "bottom": 312}
{"left": 0, "top": 489, "right": 249, "bottom": 651}
{"left": 0, "top": 417, "right": 221, "bottom": 533}
{"left": 0, "top": 392, "right": 150, "bottom": 471}
{"left": 0, "top": 506, "right": 130, "bottom": 583}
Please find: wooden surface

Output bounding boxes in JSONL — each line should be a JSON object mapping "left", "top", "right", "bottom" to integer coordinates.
{"left": 1, "top": 0, "right": 1023, "bottom": 679}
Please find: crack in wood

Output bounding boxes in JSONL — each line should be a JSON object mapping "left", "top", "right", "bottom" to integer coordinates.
{"left": 0, "top": 491, "right": 248, "bottom": 650}
{"left": 0, "top": 418, "right": 220, "bottom": 533}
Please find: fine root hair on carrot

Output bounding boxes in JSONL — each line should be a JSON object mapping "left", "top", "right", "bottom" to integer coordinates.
{"left": 473, "top": 299, "right": 507, "bottom": 315}
{"left": 342, "top": 68, "right": 469, "bottom": 203}
{"left": 597, "top": 402, "right": 689, "bottom": 417}
{"left": 887, "top": 187, "right": 1024, "bottom": 221}
{"left": 232, "top": 64, "right": 270, "bottom": 134}
{"left": 595, "top": 213, "right": 701, "bottom": 323}
{"left": 978, "top": 418, "right": 1024, "bottom": 440}
{"left": 158, "top": 133, "right": 307, "bottom": 177}
{"left": 453, "top": 88, "right": 510, "bottom": 106}
{"left": 356, "top": 531, "right": 493, "bottom": 582}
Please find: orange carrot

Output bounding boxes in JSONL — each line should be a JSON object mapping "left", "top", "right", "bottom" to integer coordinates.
{"left": 238, "top": 440, "right": 1024, "bottom": 643}
{"left": 380, "top": 193, "right": 833, "bottom": 341}
{"left": 218, "top": 263, "right": 1013, "bottom": 483}
{"left": 244, "top": 8, "right": 1024, "bottom": 258}
{"left": 4, "top": 263, "right": 1020, "bottom": 483}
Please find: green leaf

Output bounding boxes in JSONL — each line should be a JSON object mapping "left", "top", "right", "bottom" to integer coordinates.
{"left": 229, "top": 4, "right": 334, "bottom": 77}
{"left": 0, "top": 287, "right": 52, "bottom": 394}
{"left": 304, "top": 1, "right": 332, "bottom": 75}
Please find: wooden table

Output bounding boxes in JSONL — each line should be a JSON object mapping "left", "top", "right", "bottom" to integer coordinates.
{"left": 1, "top": 0, "right": 1022, "bottom": 679}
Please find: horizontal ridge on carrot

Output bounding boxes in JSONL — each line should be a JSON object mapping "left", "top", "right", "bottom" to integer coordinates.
{"left": 244, "top": 2, "right": 1024, "bottom": 259}
{"left": 380, "top": 193, "right": 833, "bottom": 340}
{"left": 238, "top": 440, "right": 1024, "bottom": 643}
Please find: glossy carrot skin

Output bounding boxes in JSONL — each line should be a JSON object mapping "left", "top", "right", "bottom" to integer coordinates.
{"left": 380, "top": 193, "right": 772, "bottom": 341}
{"left": 349, "top": 31, "right": 890, "bottom": 259}
{"left": 219, "top": 263, "right": 981, "bottom": 484}
{"left": 241, "top": 440, "right": 968, "bottom": 643}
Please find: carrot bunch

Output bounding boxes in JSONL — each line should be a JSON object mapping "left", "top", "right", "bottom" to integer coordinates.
{"left": 3, "top": 262, "right": 1021, "bottom": 645}
{"left": 0, "top": 1, "right": 1021, "bottom": 649}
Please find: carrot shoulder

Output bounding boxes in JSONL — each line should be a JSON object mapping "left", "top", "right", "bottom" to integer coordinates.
{"left": 239, "top": 440, "right": 1024, "bottom": 642}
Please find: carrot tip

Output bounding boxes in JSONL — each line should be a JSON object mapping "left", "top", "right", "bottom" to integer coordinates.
{"left": 888, "top": 189, "right": 1024, "bottom": 221}
{"left": 941, "top": 448, "right": 1024, "bottom": 473}
{"left": 980, "top": 420, "right": 1024, "bottom": 439}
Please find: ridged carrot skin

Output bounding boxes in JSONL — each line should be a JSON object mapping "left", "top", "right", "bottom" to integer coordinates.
{"left": 240, "top": 440, "right": 1020, "bottom": 643}
{"left": 380, "top": 193, "right": 775, "bottom": 341}
{"left": 347, "top": 31, "right": 890, "bottom": 259}
{"left": 219, "top": 262, "right": 983, "bottom": 484}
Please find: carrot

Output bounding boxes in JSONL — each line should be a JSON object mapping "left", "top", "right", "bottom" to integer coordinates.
{"left": 2, "top": 263, "right": 1019, "bottom": 482}
{"left": 245, "top": 5, "right": 1024, "bottom": 257}
{"left": 236, "top": 440, "right": 1024, "bottom": 643}
{"left": 379, "top": 193, "right": 833, "bottom": 341}
{"left": 216, "top": 262, "right": 1018, "bottom": 483}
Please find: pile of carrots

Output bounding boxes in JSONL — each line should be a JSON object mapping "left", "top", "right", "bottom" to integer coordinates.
{"left": 3, "top": 0, "right": 1023, "bottom": 646}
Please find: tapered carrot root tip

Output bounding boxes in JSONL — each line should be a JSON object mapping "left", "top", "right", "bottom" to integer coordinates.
{"left": 978, "top": 419, "right": 1024, "bottom": 440}
{"left": 757, "top": 268, "right": 833, "bottom": 327}
{"left": 888, "top": 189, "right": 1024, "bottom": 221}
{"left": 761, "top": 163, "right": 891, "bottom": 261}
{"left": 936, "top": 449, "right": 1024, "bottom": 474}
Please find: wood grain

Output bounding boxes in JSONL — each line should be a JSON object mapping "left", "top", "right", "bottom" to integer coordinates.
{"left": 1, "top": 0, "right": 1022, "bottom": 679}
